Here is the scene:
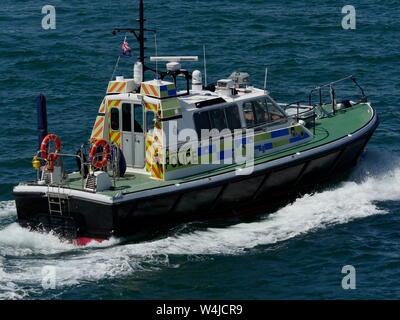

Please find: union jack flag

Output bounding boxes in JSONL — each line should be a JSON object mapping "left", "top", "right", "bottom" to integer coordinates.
{"left": 121, "top": 41, "right": 132, "bottom": 57}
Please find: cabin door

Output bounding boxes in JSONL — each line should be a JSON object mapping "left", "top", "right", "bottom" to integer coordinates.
{"left": 121, "top": 103, "right": 145, "bottom": 168}
{"left": 132, "top": 104, "right": 145, "bottom": 168}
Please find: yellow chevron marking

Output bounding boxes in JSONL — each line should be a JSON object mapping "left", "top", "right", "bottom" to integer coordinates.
{"left": 108, "top": 100, "right": 121, "bottom": 108}
{"left": 145, "top": 102, "right": 158, "bottom": 112}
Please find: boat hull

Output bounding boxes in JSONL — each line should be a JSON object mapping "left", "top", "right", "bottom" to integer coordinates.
{"left": 13, "top": 110, "right": 379, "bottom": 241}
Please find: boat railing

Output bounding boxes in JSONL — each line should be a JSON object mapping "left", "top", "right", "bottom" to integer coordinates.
{"left": 308, "top": 75, "right": 367, "bottom": 114}
{"left": 282, "top": 100, "right": 316, "bottom": 134}
{"left": 34, "top": 141, "right": 121, "bottom": 190}
{"left": 34, "top": 150, "right": 85, "bottom": 188}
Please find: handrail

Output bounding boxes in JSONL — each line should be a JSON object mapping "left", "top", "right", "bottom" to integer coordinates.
{"left": 283, "top": 100, "right": 316, "bottom": 135}
{"left": 313, "top": 75, "right": 354, "bottom": 91}
{"left": 35, "top": 150, "right": 87, "bottom": 189}
{"left": 282, "top": 100, "right": 313, "bottom": 118}
{"left": 35, "top": 141, "right": 121, "bottom": 189}
{"left": 308, "top": 75, "right": 367, "bottom": 111}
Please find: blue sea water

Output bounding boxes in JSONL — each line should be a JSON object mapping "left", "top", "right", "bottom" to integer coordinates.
{"left": 0, "top": 0, "right": 400, "bottom": 299}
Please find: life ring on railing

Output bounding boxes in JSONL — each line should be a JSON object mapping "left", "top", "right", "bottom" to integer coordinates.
{"left": 89, "top": 139, "right": 110, "bottom": 169}
{"left": 40, "top": 134, "right": 62, "bottom": 170}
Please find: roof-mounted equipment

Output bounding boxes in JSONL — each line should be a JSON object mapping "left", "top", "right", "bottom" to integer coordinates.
{"left": 149, "top": 56, "right": 199, "bottom": 96}
{"left": 229, "top": 72, "right": 252, "bottom": 88}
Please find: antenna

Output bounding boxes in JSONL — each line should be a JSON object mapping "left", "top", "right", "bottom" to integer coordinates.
{"left": 149, "top": 56, "right": 198, "bottom": 62}
{"left": 139, "top": 0, "right": 145, "bottom": 70}
{"left": 263, "top": 67, "right": 268, "bottom": 92}
{"left": 154, "top": 32, "right": 158, "bottom": 79}
{"left": 203, "top": 45, "right": 208, "bottom": 87}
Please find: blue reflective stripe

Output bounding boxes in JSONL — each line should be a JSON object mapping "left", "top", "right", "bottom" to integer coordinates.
{"left": 290, "top": 133, "right": 309, "bottom": 143}
{"left": 271, "top": 128, "right": 289, "bottom": 138}
{"left": 264, "top": 142, "right": 273, "bottom": 150}
{"left": 255, "top": 142, "right": 273, "bottom": 152}
{"left": 197, "top": 144, "right": 219, "bottom": 156}
{"left": 234, "top": 137, "right": 247, "bottom": 148}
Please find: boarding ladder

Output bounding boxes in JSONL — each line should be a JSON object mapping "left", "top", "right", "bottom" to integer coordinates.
{"left": 47, "top": 184, "right": 69, "bottom": 216}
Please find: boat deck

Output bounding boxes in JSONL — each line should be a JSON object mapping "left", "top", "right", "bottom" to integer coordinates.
{"left": 63, "top": 103, "right": 373, "bottom": 197}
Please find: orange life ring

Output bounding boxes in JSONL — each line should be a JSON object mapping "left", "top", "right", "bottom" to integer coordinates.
{"left": 90, "top": 139, "right": 110, "bottom": 169}
{"left": 40, "top": 134, "right": 62, "bottom": 170}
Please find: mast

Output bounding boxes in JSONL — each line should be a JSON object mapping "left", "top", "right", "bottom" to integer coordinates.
{"left": 138, "top": 0, "right": 145, "bottom": 80}
{"left": 112, "top": 0, "right": 191, "bottom": 87}
{"left": 112, "top": 0, "right": 155, "bottom": 82}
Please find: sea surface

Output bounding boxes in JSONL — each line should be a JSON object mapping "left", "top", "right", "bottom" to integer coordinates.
{"left": 0, "top": 0, "right": 399, "bottom": 299}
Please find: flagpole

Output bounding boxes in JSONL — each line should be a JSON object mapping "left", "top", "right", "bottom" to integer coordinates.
{"left": 110, "top": 56, "right": 121, "bottom": 82}
{"left": 110, "top": 34, "right": 128, "bottom": 81}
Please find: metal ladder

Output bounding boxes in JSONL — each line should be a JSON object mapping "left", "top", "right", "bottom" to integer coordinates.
{"left": 47, "top": 185, "right": 69, "bottom": 215}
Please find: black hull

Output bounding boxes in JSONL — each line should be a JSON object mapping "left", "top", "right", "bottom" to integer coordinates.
{"left": 13, "top": 117, "right": 378, "bottom": 241}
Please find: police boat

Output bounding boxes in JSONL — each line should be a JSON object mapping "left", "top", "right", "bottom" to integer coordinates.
{"left": 13, "top": 0, "right": 379, "bottom": 245}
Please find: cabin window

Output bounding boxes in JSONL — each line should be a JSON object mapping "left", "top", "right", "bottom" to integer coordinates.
{"left": 209, "top": 108, "right": 227, "bottom": 131}
{"left": 253, "top": 99, "right": 269, "bottom": 124}
{"left": 110, "top": 108, "right": 119, "bottom": 131}
{"left": 193, "top": 112, "right": 211, "bottom": 137}
{"left": 134, "top": 104, "right": 144, "bottom": 133}
{"left": 243, "top": 98, "right": 287, "bottom": 128}
{"left": 194, "top": 104, "right": 242, "bottom": 138}
{"left": 146, "top": 110, "right": 155, "bottom": 133}
{"left": 225, "top": 104, "right": 242, "bottom": 130}
{"left": 122, "top": 103, "right": 132, "bottom": 132}
{"left": 243, "top": 101, "right": 255, "bottom": 127}
{"left": 268, "top": 103, "right": 286, "bottom": 122}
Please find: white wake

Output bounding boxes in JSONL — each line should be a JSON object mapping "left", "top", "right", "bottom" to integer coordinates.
{"left": 0, "top": 148, "right": 399, "bottom": 299}
{"left": 0, "top": 201, "right": 16, "bottom": 218}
